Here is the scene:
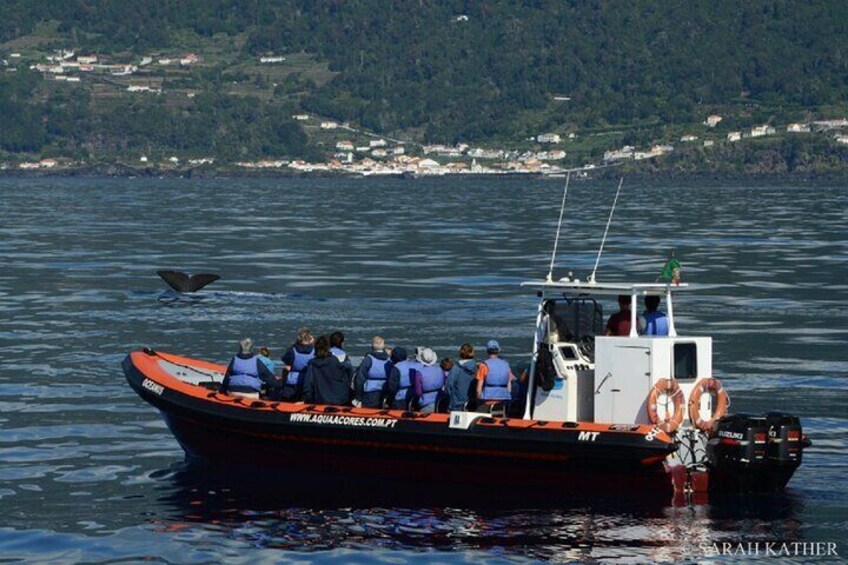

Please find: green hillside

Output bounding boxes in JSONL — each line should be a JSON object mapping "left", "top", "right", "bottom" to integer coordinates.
{"left": 1, "top": 1, "right": 848, "bottom": 172}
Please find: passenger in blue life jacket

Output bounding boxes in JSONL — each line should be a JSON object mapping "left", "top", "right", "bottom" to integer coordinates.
{"left": 302, "top": 335, "right": 351, "bottom": 406}
{"left": 354, "top": 335, "right": 392, "bottom": 408}
{"left": 475, "top": 340, "right": 516, "bottom": 409}
{"left": 446, "top": 343, "right": 478, "bottom": 411}
{"left": 385, "top": 346, "right": 422, "bottom": 410}
{"left": 257, "top": 346, "right": 275, "bottom": 375}
{"left": 221, "top": 337, "right": 279, "bottom": 399}
{"left": 413, "top": 347, "right": 445, "bottom": 413}
{"left": 640, "top": 295, "right": 669, "bottom": 336}
{"left": 280, "top": 327, "right": 315, "bottom": 400}
{"left": 328, "top": 331, "right": 348, "bottom": 363}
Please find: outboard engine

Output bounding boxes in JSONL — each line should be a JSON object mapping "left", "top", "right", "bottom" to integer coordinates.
{"left": 707, "top": 413, "right": 807, "bottom": 493}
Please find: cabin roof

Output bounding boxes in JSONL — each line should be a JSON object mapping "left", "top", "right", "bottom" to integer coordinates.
{"left": 521, "top": 279, "right": 690, "bottom": 296}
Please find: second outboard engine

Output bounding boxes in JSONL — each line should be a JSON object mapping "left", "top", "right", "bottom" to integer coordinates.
{"left": 707, "top": 413, "right": 806, "bottom": 493}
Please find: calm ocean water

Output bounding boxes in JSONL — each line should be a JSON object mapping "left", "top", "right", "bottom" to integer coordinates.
{"left": 0, "top": 176, "right": 845, "bottom": 563}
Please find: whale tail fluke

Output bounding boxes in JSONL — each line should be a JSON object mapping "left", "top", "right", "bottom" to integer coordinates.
{"left": 157, "top": 270, "right": 220, "bottom": 293}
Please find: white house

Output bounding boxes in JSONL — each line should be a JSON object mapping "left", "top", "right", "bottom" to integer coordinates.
{"left": 787, "top": 123, "right": 810, "bottom": 133}
{"left": 704, "top": 115, "right": 723, "bottom": 128}
{"left": 537, "top": 133, "right": 562, "bottom": 144}
{"left": 727, "top": 132, "right": 742, "bottom": 142}
{"left": 320, "top": 121, "right": 338, "bottom": 129}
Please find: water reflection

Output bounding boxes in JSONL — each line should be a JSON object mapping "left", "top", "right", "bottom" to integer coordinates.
{"left": 146, "top": 463, "right": 811, "bottom": 562}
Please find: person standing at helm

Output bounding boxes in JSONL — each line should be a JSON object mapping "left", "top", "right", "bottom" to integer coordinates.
{"left": 413, "top": 347, "right": 445, "bottom": 413}
{"left": 221, "top": 337, "right": 279, "bottom": 399}
{"left": 605, "top": 295, "right": 636, "bottom": 336}
{"left": 280, "top": 327, "right": 315, "bottom": 400}
{"left": 476, "top": 340, "right": 515, "bottom": 407}
{"left": 640, "top": 295, "right": 669, "bottom": 336}
{"left": 354, "top": 335, "right": 392, "bottom": 408}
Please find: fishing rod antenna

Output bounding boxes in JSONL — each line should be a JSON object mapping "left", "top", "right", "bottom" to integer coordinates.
{"left": 588, "top": 177, "right": 624, "bottom": 283}
{"left": 546, "top": 170, "right": 571, "bottom": 283}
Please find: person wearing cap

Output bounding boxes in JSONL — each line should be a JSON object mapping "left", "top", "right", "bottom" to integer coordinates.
{"left": 301, "top": 335, "right": 351, "bottom": 405}
{"left": 413, "top": 347, "right": 445, "bottom": 413}
{"left": 280, "top": 327, "right": 316, "bottom": 400}
{"left": 385, "top": 346, "right": 422, "bottom": 410}
{"left": 354, "top": 335, "right": 392, "bottom": 408}
{"left": 475, "top": 339, "right": 515, "bottom": 407}
{"left": 446, "top": 343, "right": 478, "bottom": 411}
{"left": 220, "top": 337, "right": 279, "bottom": 399}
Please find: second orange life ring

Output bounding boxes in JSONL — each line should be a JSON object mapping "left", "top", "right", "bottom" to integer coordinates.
{"left": 647, "top": 378, "right": 685, "bottom": 433}
{"left": 688, "top": 377, "right": 730, "bottom": 431}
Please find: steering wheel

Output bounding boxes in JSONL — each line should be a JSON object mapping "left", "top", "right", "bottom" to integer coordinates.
{"left": 578, "top": 335, "right": 595, "bottom": 361}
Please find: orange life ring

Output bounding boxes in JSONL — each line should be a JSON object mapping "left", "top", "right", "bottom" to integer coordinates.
{"left": 688, "top": 377, "right": 730, "bottom": 431}
{"left": 647, "top": 378, "right": 685, "bottom": 433}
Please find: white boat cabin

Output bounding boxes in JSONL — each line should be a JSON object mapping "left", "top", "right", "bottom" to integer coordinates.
{"left": 522, "top": 279, "right": 711, "bottom": 427}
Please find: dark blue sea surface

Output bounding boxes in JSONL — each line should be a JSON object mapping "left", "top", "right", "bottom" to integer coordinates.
{"left": 0, "top": 176, "right": 845, "bottom": 563}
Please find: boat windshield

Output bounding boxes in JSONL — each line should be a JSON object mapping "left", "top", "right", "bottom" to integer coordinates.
{"left": 547, "top": 298, "right": 603, "bottom": 342}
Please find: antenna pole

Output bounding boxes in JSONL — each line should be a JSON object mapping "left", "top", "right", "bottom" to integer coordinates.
{"left": 589, "top": 177, "right": 624, "bottom": 283}
{"left": 546, "top": 170, "right": 571, "bottom": 283}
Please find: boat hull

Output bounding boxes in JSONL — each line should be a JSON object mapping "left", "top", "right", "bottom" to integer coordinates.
{"left": 123, "top": 350, "right": 680, "bottom": 495}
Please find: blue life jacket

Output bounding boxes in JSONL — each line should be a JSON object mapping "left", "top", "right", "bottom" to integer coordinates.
{"left": 286, "top": 346, "right": 315, "bottom": 386}
{"left": 330, "top": 346, "right": 347, "bottom": 362}
{"left": 418, "top": 365, "right": 445, "bottom": 409}
{"left": 481, "top": 357, "right": 511, "bottom": 401}
{"left": 229, "top": 355, "right": 262, "bottom": 390}
{"left": 644, "top": 311, "right": 669, "bottom": 336}
{"left": 391, "top": 360, "right": 420, "bottom": 406}
{"left": 363, "top": 354, "right": 390, "bottom": 393}
{"left": 258, "top": 355, "right": 275, "bottom": 374}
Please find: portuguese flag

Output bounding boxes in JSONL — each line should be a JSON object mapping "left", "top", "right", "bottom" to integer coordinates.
{"left": 659, "top": 251, "right": 681, "bottom": 285}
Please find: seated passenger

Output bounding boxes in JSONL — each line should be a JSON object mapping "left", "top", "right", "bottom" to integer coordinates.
{"left": 302, "top": 335, "right": 351, "bottom": 405}
{"left": 605, "top": 295, "right": 636, "bottom": 336}
{"left": 385, "top": 346, "right": 422, "bottom": 410}
{"left": 413, "top": 347, "right": 445, "bottom": 414}
{"left": 640, "top": 295, "right": 669, "bottom": 336}
{"left": 220, "top": 337, "right": 278, "bottom": 398}
{"left": 354, "top": 335, "right": 392, "bottom": 408}
{"left": 329, "top": 331, "right": 349, "bottom": 363}
{"left": 280, "top": 327, "right": 315, "bottom": 401}
{"left": 329, "top": 330, "right": 354, "bottom": 385}
{"left": 446, "top": 343, "right": 477, "bottom": 411}
{"left": 476, "top": 340, "right": 515, "bottom": 409}
{"left": 257, "top": 346, "right": 275, "bottom": 375}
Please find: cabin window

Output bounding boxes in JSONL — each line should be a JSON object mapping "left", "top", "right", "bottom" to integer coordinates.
{"left": 550, "top": 299, "right": 603, "bottom": 341}
{"left": 673, "top": 343, "right": 698, "bottom": 381}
